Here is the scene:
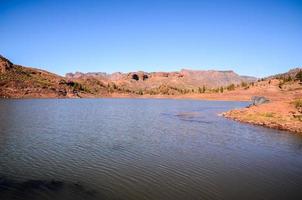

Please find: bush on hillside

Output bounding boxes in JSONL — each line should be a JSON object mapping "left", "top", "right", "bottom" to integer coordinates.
{"left": 226, "top": 84, "right": 235, "bottom": 91}
{"left": 295, "top": 71, "right": 302, "bottom": 83}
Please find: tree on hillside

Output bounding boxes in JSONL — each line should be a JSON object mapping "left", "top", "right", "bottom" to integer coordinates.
{"left": 202, "top": 85, "right": 206, "bottom": 93}
{"left": 295, "top": 71, "right": 302, "bottom": 83}
{"left": 287, "top": 75, "right": 292, "bottom": 82}
{"left": 241, "top": 82, "right": 247, "bottom": 87}
{"left": 198, "top": 87, "right": 202, "bottom": 93}
{"left": 227, "top": 84, "right": 235, "bottom": 91}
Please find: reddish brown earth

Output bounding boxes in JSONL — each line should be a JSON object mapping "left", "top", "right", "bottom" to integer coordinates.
{"left": 223, "top": 101, "right": 302, "bottom": 133}
{"left": 1, "top": 54, "right": 301, "bottom": 133}
{"left": 221, "top": 79, "right": 302, "bottom": 133}
{"left": 66, "top": 69, "right": 256, "bottom": 93}
{"left": 1, "top": 55, "right": 256, "bottom": 98}
{"left": 0, "top": 55, "right": 94, "bottom": 98}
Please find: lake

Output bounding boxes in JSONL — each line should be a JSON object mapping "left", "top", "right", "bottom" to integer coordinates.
{"left": 0, "top": 98, "right": 302, "bottom": 200}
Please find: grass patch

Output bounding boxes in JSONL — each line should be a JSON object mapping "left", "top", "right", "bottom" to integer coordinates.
{"left": 263, "top": 112, "right": 275, "bottom": 118}
{"left": 241, "top": 112, "right": 276, "bottom": 121}
{"left": 292, "top": 99, "right": 302, "bottom": 109}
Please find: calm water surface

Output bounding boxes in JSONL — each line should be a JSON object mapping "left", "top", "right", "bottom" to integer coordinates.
{"left": 0, "top": 99, "right": 302, "bottom": 200}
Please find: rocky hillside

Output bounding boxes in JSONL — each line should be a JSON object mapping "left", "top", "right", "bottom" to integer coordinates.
{"left": 8, "top": 56, "right": 301, "bottom": 100}
{"left": 66, "top": 69, "right": 256, "bottom": 87}
{"left": 267, "top": 67, "right": 302, "bottom": 80}
{"left": 0, "top": 55, "right": 90, "bottom": 98}
{"left": 66, "top": 69, "right": 256, "bottom": 95}
{"left": 218, "top": 68, "right": 302, "bottom": 134}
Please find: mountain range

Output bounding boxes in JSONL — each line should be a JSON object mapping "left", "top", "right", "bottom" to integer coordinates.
{"left": 0, "top": 54, "right": 299, "bottom": 99}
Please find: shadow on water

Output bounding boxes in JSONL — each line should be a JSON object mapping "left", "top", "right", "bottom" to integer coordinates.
{"left": 0, "top": 177, "right": 103, "bottom": 200}
{"left": 161, "top": 112, "right": 212, "bottom": 124}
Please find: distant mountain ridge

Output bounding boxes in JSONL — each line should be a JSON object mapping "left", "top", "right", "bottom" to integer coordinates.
{"left": 3, "top": 54, "right": 300, "bottom": 99}
{"left": 66, "top": 68, "right": 257, "bottom": 89}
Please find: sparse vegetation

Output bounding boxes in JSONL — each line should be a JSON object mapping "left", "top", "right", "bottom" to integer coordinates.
{"left": 263, "top": 112, "right": 274, "bottom": 118}
{"left": 66, "top": 81, "right": 84, "bottom": 91}
{"left": 198, "top": 87, "right": 202, "bottom": 93}
{"left": 295, "top": 71, "right": 302, "bottom": 83}
{"left": 220, "top": 86, "right": 224, "bottom": 93}
{"left": 226, "top": 84, "right": 235, "bottom": 91}
{"left": 277, "top": 75, "right": 293, "bottom": 83}
{"left": 241, "top": 82, "right": 247, "bottom": 87}
{"left": 212, "top": 88, "right": 219, "bottom": 93}
{"left": 292, "top": 99, "right": 302, "bottom": 112}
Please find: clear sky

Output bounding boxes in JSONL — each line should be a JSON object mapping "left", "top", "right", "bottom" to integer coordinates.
{"left": 0, "top": 0, "right": 301, "bottom": 77}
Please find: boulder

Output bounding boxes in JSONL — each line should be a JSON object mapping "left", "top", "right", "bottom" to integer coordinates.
{"left": 251, "top": 96, "right": 270, "bottom": 106}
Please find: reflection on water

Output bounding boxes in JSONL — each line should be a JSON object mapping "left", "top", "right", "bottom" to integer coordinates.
{"left": 0, "top": 98, "right": 302, "bottom": 200}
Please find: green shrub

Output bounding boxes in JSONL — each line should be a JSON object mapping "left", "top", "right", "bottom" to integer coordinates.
{"left": 203, "top": 85, "right": 206, "bottom": 93}
{"left": 241, "top": 82, "right": 247, "bottom": 87}
{"left": 220, "top": 87, "right": 224, "bottom": 93}
{"left": 264, "top": 112, "right": 274, "bottom": 118}
{"left": 227, "top": 84, "right": 235, "bottom": 91}
{"left": 292, "top": 99, "right": 302, "bottom": 109}
{"left": 295, "top": 71, "right": 302, "bottom": 83}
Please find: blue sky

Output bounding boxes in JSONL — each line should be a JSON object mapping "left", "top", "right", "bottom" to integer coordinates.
{"left": 0, "top": 0, "right": 301, "bottom": 77}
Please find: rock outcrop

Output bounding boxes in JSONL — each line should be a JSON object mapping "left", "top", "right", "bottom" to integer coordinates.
{"left": 251, "top": 96, "right": 270, "bottom": 106}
